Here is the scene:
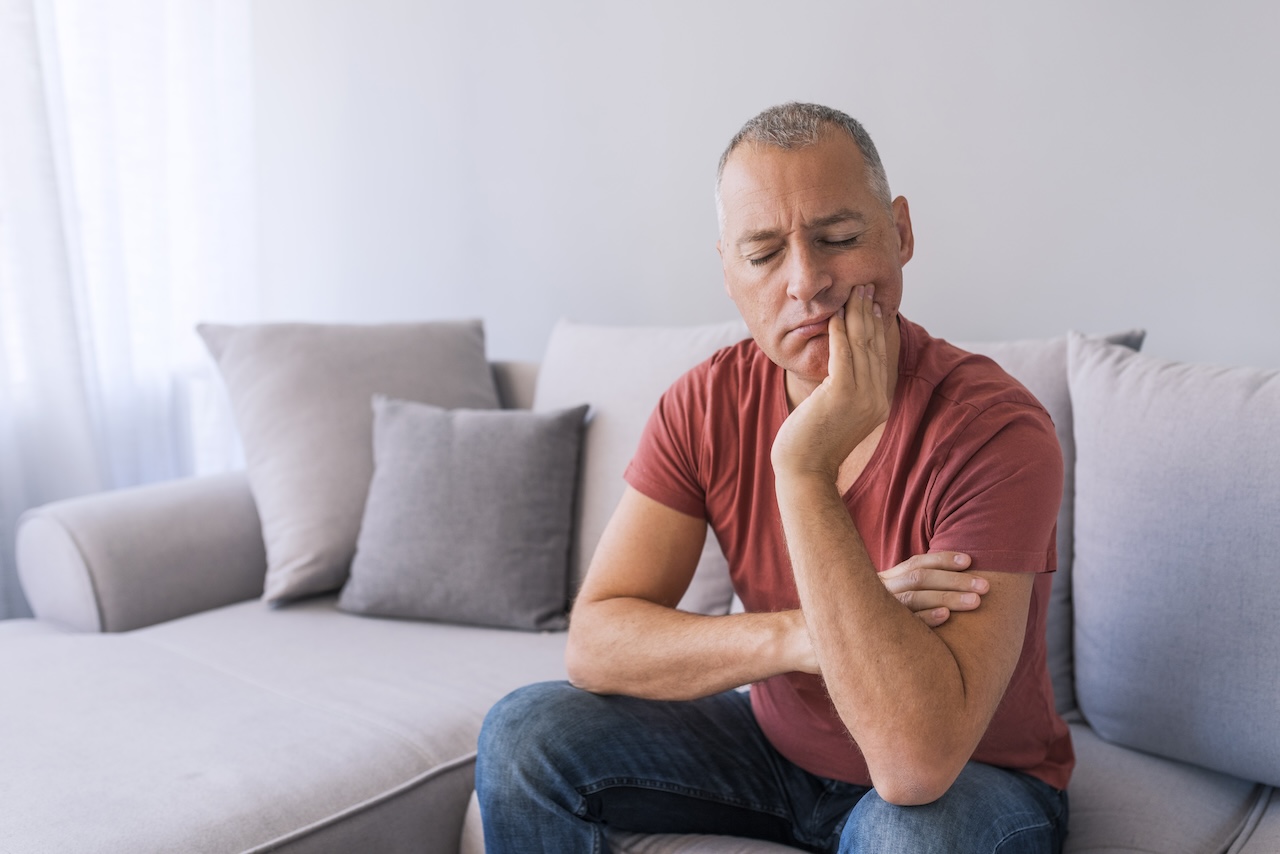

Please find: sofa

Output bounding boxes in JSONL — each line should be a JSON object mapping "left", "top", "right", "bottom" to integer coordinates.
{"left": 2, "top": 317, "right": 1278, "bottom": 853}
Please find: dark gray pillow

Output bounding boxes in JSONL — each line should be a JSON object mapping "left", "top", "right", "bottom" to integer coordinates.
{"left": 339, "top": 397, "right": 588, "bottom": 630}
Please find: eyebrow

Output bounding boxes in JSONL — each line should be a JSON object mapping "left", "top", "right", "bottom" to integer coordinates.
{"left": 735, "top": 209, "right": 868, "bottom": 250}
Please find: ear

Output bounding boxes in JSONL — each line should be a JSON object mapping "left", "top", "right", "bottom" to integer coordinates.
{"left": 892, "top": 196, "right": 914, "bottom": 265}
{"left": 716, "top": 239, "right": 733, "bottom": 298}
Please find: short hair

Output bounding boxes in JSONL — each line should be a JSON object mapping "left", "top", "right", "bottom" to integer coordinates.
{"left": 715, "top": 102, "right": 892, "bottom": 232}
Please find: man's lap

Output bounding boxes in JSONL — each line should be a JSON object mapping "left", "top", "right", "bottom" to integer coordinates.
{"left": 476, "top": 681, "right": 1066, "bottom": 854}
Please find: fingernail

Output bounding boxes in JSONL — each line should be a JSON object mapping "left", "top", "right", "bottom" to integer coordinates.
{"left": 873, "top": 303, "right": 882, "bottom": 318}
{"left": 953, "top": 554, "right": 966, "bottom": 565}
{"left": 837, "top": 307, "right": 845, "bottom": 318}
{"left": 961, "top": 594, "right": 978, "bottom": 606}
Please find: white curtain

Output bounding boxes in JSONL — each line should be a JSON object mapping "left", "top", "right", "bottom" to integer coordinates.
{"left": 0, "top": 0, "right": 254, "bottom": 619}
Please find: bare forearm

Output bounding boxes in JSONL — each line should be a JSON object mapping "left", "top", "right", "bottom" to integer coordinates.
{"left": 565, "top": 598, "right": 805, "bottom": 701}
{"left": 775, "top": 474, "right": 976, "bottom": 798}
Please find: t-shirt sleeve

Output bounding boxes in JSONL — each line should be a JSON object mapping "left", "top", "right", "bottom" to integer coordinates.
{"left": 623, "top": 366, "right": 710, "bottom": 520}
{"left": 927, "top": 402, "right": 1064, "bottom": 574}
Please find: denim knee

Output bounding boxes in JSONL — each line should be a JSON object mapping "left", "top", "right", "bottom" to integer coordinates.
{"left": 477, "top": 681, "right": 579, "bottom": 786}
{"left": 837, "top": 765, "right": 1064, "bottom": 854}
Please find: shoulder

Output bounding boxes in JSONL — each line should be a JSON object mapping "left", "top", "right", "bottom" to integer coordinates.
{"left": 901, "top": 318, "right": 1055, "bottom": 437}
{"left": 659, "top": 337, "right": 772, "bottom": 411}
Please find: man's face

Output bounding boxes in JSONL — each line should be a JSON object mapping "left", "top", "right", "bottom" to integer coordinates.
{"left": 717, "top": 132, "right": 914, "bottom": 392}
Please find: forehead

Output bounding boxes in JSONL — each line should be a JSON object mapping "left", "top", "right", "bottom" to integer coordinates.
{"left": 719, "top": 133, "right": 874, "bottom": 239}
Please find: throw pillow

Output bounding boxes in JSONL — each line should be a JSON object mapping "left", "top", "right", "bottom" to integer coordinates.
{"left": 532, "top": 319, "right": 750, "bottom": 615}
{"left": 199, "top": 321, "right": 500, "bottom": 603}
{"left": 1069, "top": 333, "right": 1280, "bottom": 787}
{"left": 338, "top": 398, "right": 589, "bottom": 630}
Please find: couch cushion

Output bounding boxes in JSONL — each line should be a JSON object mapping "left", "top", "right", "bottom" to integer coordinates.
{"left": 339, "top": 398, "right": 588, "bottom": 630}
{"left": 954, "top": 330, "right": 1144, "bottom": 717}
{"left": 199, "top": 321, "right": 500, "bottom": 604}
{"left": 0, "top": 617, "right": 70, "bottom": 638}
{"left": 1069, "top": 334, "right": 1280, "bottom": 785}
{"left": 533, "top": 319, "right": 749, "bottom": 614}
{"left": 1063, "top": 724, "right": 1267, "bottom": 854}
{"left": 0, "top": 599, "right": 568, "bottom": 853}
{"left": 1235, "top": 788, "right": 1280, "bottom": 854}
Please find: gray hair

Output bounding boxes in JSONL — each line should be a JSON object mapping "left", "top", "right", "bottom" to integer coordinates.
{"left": 715, "top": 102, "right": 892, "bottom": 232}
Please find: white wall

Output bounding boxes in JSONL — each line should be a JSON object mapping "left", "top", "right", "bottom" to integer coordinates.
{"left": 252, "top": 0, "right": 1280, "bottom": 368}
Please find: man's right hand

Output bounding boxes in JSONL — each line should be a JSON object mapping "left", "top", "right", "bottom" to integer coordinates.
{"left": 880, "top": 551, "right": 987, "bottom": 628}
{"left": 782, "top": 551, "right": 986, "bottom": 674}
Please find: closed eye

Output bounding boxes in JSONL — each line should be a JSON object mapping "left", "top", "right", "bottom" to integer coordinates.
{"left": 747, "top": 250, "right": 780, "bottom": 267}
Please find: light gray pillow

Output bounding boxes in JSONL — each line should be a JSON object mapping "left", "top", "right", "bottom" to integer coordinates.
{"left": 955, "top": 329, "right": 1145, "bottom": 717}
{"left": 339, "top": 398, "right": 589, "bottom": 630}
{"left": 199, "top": 321, "right": 500, "bottom": 604}
{"left": 1069, "top": 333, "right": 1280, "bottom": 786}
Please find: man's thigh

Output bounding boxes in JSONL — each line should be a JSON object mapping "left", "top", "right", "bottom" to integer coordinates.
{"left": 477, "top": 681, "right": 855, "bottom": 850}
{"left": 838, "top": 761, "right": 1068, "bottom": 854}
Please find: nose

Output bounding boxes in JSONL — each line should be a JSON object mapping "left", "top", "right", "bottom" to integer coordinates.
{"left": 784, "top": 244, "right": 833, "bottom": 304}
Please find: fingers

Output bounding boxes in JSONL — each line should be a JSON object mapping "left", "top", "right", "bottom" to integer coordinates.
{"left": 841, "top": 285, "right": 890, "bottom": 402}
{"left": 882, "top": 551, "right": 978, "bottom": 583}
{"left": 826, "top": 300, "right": 853, "bottom": 385}
{"left": 916, "top": 607, "right": 951, "bottom": 628}
{"left": 879, "top": 552, "right": 987, "bottom": 621}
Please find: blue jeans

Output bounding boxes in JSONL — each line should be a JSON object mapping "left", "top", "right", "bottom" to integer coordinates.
{"left": 476, "top": 681, "right": 1067, "bottom": 853}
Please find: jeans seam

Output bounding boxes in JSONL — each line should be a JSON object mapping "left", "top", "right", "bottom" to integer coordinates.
{"left": 578, "top": 776, "right": 791, "bottom": 819}
{"left": 992, "top": 815, "right": 1054, "bottom": 852}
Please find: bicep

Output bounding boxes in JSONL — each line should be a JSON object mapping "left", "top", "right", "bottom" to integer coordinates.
{"left": 575, "top": 486, "right": 708, "bottom": 610}
{"left": 933, "top": 570, "right": 1035, "bottom": 723}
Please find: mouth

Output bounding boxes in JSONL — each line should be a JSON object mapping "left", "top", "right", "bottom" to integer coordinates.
{"left": 789, "top": 312, "right": 837, "bottom": 339}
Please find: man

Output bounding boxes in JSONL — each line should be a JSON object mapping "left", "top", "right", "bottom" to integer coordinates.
{"left": 476, "top": 102, "right": 1072, "bottom": 853}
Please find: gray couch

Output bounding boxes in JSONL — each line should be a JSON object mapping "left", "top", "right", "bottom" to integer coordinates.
{"left": 2, "top": 320, "right": 1278, "bottom": 853}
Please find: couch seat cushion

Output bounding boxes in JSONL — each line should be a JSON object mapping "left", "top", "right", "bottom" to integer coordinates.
{"left": 0, "top": 598, "right": 568, "bottom": 853}
{"left": 1236, "top": 788, "right": 1280, "bottom": 853}
{"left": 1063, "top": 724, "right": 1268, "bottom": 853}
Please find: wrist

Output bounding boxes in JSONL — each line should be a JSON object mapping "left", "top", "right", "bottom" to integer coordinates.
{"left": 773, "top": 466, "right": 841, "bottom": 501}
{"left": 778, "top": 608, "right": 820, "bottom": 675}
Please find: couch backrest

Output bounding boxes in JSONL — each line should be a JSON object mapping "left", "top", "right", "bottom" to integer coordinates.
{"left": 1069, "top": 334, "right": 1280, "bottom": 787}
{"left": 499, "top": 320, "right": 751, "bottom": 615}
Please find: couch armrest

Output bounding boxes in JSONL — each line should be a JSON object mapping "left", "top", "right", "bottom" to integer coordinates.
{"left": 15, "top": 473, "right": 266, "bottom": 632}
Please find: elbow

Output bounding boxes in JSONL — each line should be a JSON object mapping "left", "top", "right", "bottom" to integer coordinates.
{"left": 872, "top": 775, "right": 951, "bottom": 807}
{"left": 868, "top": 756, "right": 965, "bottom": 807}
{"left": 564, "top": 621, "right": 609, "bottom": 695}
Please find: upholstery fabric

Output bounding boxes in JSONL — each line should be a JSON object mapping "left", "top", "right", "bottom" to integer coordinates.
{"left": 339, "top": 399, "right": 588, "bottom": 630}
{"left": 17, "top": 472, "right": 266, "bottom": 632}
{"left": 199, "top": 321, "right": 500, "bottom": 603}
{"left": 1069, "top": 334, "right": 1280, "bottom": 786}
{"left": 1062, "top": 724, "right": 1267, "bottom": 854}
{"left": 0, "top": 597, "right": 570, "bottom": 854}
{"left": 1236, "top": 789, "right": 1280, "bottom": 854}
{"left": 954, "top": 329, "right": 1145, "bottom": 716}
{"left": 532, "top": 319, "right": 749, "bottom": 614}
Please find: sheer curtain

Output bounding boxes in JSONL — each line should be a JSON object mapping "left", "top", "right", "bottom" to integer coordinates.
{"left": 0, "top": 0, "right": 255, "bottom": 619}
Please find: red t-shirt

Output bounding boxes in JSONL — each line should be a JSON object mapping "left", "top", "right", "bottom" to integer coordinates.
{"left": 623, "top": 317, "right": 1074, "bottom": 791}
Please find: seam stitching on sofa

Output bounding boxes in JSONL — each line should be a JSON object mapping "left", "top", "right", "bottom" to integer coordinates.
{"left": 241, "top": 751, "right": 478, "bottom": 853}
{"left": 1223, "top": 785, "right": 1275, "bottom": 854}
{"left": 131, "top": 633, "right": 439, "bottom": 764}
